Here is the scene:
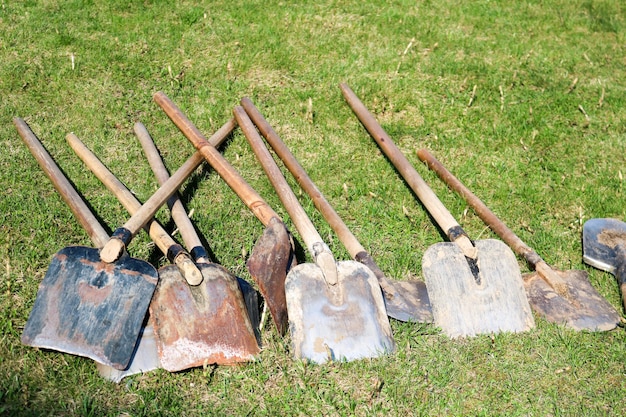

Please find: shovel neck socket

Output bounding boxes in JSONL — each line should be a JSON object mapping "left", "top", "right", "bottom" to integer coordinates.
{"left": 111, "top": 227, "right": 133, "bottom": 246}
{"left": 166, "top": 244, "right": 187, "bottom": 264}
{"left": 190, "top": 246, "right": 210, "bottom": 263}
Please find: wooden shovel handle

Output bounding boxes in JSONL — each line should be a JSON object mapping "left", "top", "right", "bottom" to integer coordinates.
{"left": 416, "top": 148, "right": 569, "bottom": 296}
{"left": 13, "top": 118, "right": 109, "bottom": 248}
{"left": 339, "top": 83, "right": 476, "bottom": 259}
{"left": 240, "top": 97, "right": 366, "bottom": 258}
{"left": 97, "top": 123, "right": 215, "bottom": 263}
{"left": 66, "top": 133, "right": 203, "bottom": 286}
{"left": 135, "top": 122, "right": 210, "bottom": 264}
{"left": 153, "top": 91, "right": 279, "bottom": 227}
{"left": 234, "top": 106, "right": 338, "bottom": 286}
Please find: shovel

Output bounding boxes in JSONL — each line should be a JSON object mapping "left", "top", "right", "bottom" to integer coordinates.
{"left": 417, "top": 149, "right": 620, "bottom": 331}
{"left": 153, "top": 91, "right": 295, "bottom": 335}
{"left": 134, "top": 121, "right": 260, "bottom": 337}
{"left": 583, "top": 218, "right": 626, "bottom": 313}
{"left": 68, "top": 129, "right": 260, "bottom": 370}
{"left": 340, "top": 84, "right": 535, "bottom": 338}
{"left": 14, "top": 118, "right": 160, "bottom": 381}
{"left": 240, "top": 97, "right": 432, "bottom": 323}
{"left": 136, "top": 123, "right": 260, "bottom": 370}
{"left": 235, "top": 106, "right": 395, "bottom": 363}
{"left": 16, "top": 118, "right": 159, "bottom": 370}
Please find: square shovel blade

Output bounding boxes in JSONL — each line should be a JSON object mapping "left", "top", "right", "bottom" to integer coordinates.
{"left": 285, "top": 261, "right": 395, "bottom": 364}
{"left": 423, "top": 239, "right": 535, "bottom": 338}
{"left": 149, "top": 263, "right": 260, "bottom": 372}
{"left": 21, "top": 246, "right": 158, "bottom": 370}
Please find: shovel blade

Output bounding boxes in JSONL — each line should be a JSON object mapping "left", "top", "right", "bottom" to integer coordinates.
{"left": 150, "top": 263, "right": 259, "bottom": 372}
{"left": 21, "top": 246, "right": 158, "bottom": 370}
{"left": 383, "top": 280, "right": 433, "bottom": 323}
{"left": 96, "top": 321, "right": 161, "bottom": 382}
{"left": 524, "top": 269, "right": 619, "bottom": 331}
{"left": 246, "top": 217, "right": 294, "bottom": 335}
{"left": 583, "top": 218, "right": 626, "bottom": 274}
{"left": 423, "top": 239, "right": 535, "bottom": 338}
{"left": 285, "top": 261, "right": 395, "bottom": 364}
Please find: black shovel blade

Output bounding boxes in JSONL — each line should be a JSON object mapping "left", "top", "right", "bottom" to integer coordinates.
{"left": 583, "top": 218, "right": 626, "bottom": 274}
{"left": 524, "top": 269, "right": 620, "bottom": 331}
{"left": 21, "top": 246, "right": 158, "bottom": 370}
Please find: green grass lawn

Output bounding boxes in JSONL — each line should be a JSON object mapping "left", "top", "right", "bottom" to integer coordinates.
{"left": 2, "top": 0, "right": 625, "bottom": 415}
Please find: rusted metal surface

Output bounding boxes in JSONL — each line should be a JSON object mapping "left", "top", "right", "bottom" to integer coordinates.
{"left": 246, "top": 216, "right": 295, "bottom": 335}
{"left": 524, "top": 269, "right": 620, "bottom": 331}
{"left": 285, "top": 261, "right": 395, "bottom": 364}
{"left": 583, "top": 218, "right": 626, "bottom": 312}
{"left": 21, "top": 246, "right": 158, "bottom": 370}
{"left": 150, "top": 263, "right": 259, "bottom": 372}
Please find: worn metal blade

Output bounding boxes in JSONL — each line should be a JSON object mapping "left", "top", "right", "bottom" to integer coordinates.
{"left": 285, "top": 260, "right": 395, "bottom": 364}
{"left": 583, "top": 218, "right": 626, "bottom": 274}
{"left": 423, "top": 239, "right": 535, "bottom": 338}
{"left": 150, "top": 263, "right": 259, "bottom": 372}
{"left": 21, "top": 246, "right": 158, "bottom": 370}
{"left": 524, "top": 269, "right": 619, "bottom": 331}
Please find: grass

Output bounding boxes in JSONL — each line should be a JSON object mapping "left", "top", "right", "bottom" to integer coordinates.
{"left": 1, "top": 0, "right": 626, "bottom": 415}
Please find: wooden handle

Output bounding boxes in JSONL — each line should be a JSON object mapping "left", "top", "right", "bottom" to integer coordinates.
{"left": 339, "top": 83, "right": 476, "bottom": 259}
{"left": 13, "top": 118, "right": 109, "bottom": 248}
{"left": 240, "top": 97, "right": 366, "bottom": 258}
{"left": 417, "top": 148, "right": 569, "bottom": 296}
{"left": 96, "top": 126, "right": 210, "bottom": 263}
{"left": 135, "top": 122, "right": 210, "bottom": 264}
{"left": 234, "top": 106, "right": 338, "bottom": 286}
{"left": 153, "top": 91, "right": 279, "bottom": 227}
{"left": 67, "top": 132, "right": 203, "bottom": 285}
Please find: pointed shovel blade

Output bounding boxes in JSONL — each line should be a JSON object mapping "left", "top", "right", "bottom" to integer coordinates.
{"left": 246, "top": 216, "right": 294, "bottom": 335}
{"left": 21, "top": 246, "right": 158, "bottom": 370}
{"left": 423, "top": 239, "right": 534, "bottom": 338}
{"left": 149, "top": 263, "right": 259, "bottom": 372}
{"left": 285, "top": 261, "right": 395, "bottom": 364}
{"left": 523, "top": 269, "right": 619, "bottom": 331}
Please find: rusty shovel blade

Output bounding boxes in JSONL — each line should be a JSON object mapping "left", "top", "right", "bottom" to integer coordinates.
{"left": 246, "top": 216, "right": 295, "bottom": 335}
{"left": 21, "top": 246, "right": 158, "bottom": 370}
{"left": 524, "top": 269, "right": 620, "bottom": 331}
{"left": 150, "top": 262, "right": 259, "bottom": 372}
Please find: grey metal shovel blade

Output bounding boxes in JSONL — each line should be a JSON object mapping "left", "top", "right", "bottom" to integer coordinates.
{"left": 423, "top": 239, "right": 535, "bottom": 338}
{"left": 96, "top": 320, "right": 160, "bottom": 382}
{"left": 285, "top": 261, "right": 395, "bottom": 364}
{"left": 21, "top": 246, "right": 158, "bottom": 370}
{"left": 583, "top": 218, "right": 626, "bottom": 274}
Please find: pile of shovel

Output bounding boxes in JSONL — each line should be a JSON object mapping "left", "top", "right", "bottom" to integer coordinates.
{"left": 16, "top": 85, "right": 625, "bottom": 382}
